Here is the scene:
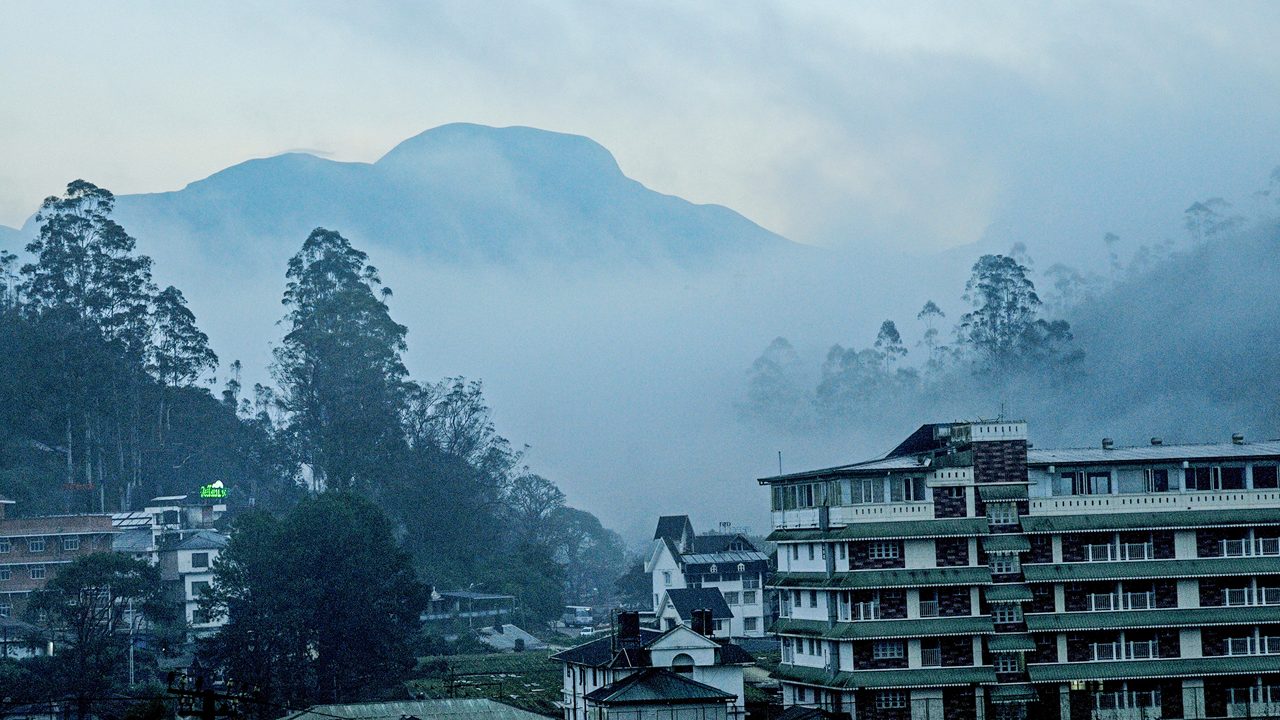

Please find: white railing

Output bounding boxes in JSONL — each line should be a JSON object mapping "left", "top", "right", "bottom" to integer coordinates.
{"left": 1124, "top": 592, "right": 1155, "bottom": 610}
{"left": 1089, "top": 594, "right": 1118, "bottom": 611}
{"left": 1266, "top": 587, "right": 1280, "bottom": 605}
{"left": 1127, "top": 641, "right": 1157, "bottom": 659}
{"left": 1092, "top": 643, "right": 1121, "bottom": 661}
{"left": 1225, "top": 588, "right": 1252, "bottom": 606}
{"left": 854, "top": 602, "right": 881, "bottom": 621}
{"left": 1087, "top": 544, "right": 1116, "bottom": 562}
{"left": 1121, "top": 543, "right": 1154, "bottom": 560}
{"left": 920, "top": 647, "right": 942, "bottom": 667}
{"left": 918, "top": 600, "right": 940, "bottom": 617}
{"left": 1030, "top": 490, "right": 1280, "bottom": 516}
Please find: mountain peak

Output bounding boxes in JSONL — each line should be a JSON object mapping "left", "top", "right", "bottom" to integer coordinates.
{"left": 376, "top": 123, "right": 624, "bottom": 183}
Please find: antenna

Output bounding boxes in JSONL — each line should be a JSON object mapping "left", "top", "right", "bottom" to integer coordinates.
{"left": 777, "top": 451, "right": 783, "bottom": 477}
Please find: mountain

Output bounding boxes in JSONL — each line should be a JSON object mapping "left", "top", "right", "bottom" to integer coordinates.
{"left": 37, "top": 123, "right": 792, "bottom": 267}
{"left": 0, "top": 225, "right": 19, "bottom": 248}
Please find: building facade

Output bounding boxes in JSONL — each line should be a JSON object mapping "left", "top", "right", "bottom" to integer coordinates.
{"left": 646, "top": 515, "right": 770, "bottom": 638}
{"left": 552, "top": 611, "right": 753, "bottom": 720}
{"left": 0, "top": 498, "right": 116, "bottom": 620}
{"left": 763, "top": 421, "right": 1280, "bottom": 720}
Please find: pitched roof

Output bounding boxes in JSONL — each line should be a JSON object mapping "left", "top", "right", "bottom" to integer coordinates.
{"left": 665, "top": 587, "right": 734, "bottom": 620}
{"left": 772, "top": 615, "right": 994, "bottom": 640}
{"left": 773, "top": 566, "right": 993, "bottom": 590}
{"left": 1021, "top": 508, "right": 1280, "bottom": 534}
{"left": 769, "top": 517, "right": 988, "bottom": 542}
{"left": 1028, "top": 440, "right": 1280, "bottom": 466}
{"left": 549, "top": 627, "right": 754, "bottom": 667}
{"left": 681, "top": 551, "right": 769, "bottom": 567}
{"left": 112, "top": 528, "right": 155, "bottom": 553}
{"left": 758, "top": 454, "right": 930, "bottom": 484}
{"left": 1026, "top": 604, "right": 1280, "bottom": 633}
{"left": 690, "top": 533, "right": 758, "bottom": 554}
{"left": 1023, "top": 556, "right": 1280, "bottom": 583}
{"left": 655, "top": 515, "right": 694, "bottom": 542}
{"left": 584, "top": 668, "right": 734, "bottom": 706}
{"left": 171, "top": 530, "right": 228, "bottom": 551}
{"left": 279, "top": 699, "right": 547, "bottom": 720}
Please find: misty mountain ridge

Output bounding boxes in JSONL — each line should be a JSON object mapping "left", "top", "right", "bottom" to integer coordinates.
{"left": 21, "top": 123, "right": 793, "bottom": 268}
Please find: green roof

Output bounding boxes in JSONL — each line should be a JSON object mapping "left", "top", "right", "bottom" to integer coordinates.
{"left": 989, "top": 684, "right": 1038, "bottom": 702}
{"left": 772, "top": 566, "right": 993, "bottom": 590}
{"left": 1028, "top": 654, "right": 1280, "bottom": 683}
{"left": 772, "top": 616, "right": 994, "bottom": 640}
{"left": 985, "top": 584, "right": 1033, "bottom": 603}
{"left": 1021, "top": 508, "right": 1280, "bottom": 534}
{"left": 1025, "top": 604, "right": 1280, "bottom": 632}
{"left": 772, "top": 663, "right": 996, "bottom": 689}
{"left": 987, "top": 633, "right": 1037, "bottom": 652}
{"left": 769, "top": 517, "right": 989, "bottom": 542}
{"left": 982, "top": 535, "right": 1031, "bottom": 553}
{"left": 1023, "top": 556, "right": 1280, "bottom": 583}
{"left": 978, "top": 485, "right": 1029, "bottom": 501}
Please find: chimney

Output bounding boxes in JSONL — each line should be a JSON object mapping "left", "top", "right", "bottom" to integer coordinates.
{"left": 1102, "top": 438, "right": 1114, "bottom": 450}
{"left": 691, "top": 608, "right": 713, "bottom": 637}
{"left": 1233, "top": 433, "right": 1245, "bottom": 445}
{"left": 617, "top": 611, "right": 642, "bottom": 649}
{"left": 1150, "top": 437, "right": 1163, "bottom": 446}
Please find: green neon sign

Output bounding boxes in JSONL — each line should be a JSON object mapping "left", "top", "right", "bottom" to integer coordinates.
{"left": 200, "top": 481, "right": 228, "bottom": 499}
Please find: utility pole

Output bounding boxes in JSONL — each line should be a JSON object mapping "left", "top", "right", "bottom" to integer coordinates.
{"left": 128, "top": 597, "right": 136, "bottom": 686}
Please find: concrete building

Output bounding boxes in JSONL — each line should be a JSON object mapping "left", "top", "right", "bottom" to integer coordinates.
{"left": 158, "top": 529, "right": 227, "bottom": 633}
{"left": 646, "top": 516, "right": 770, "bottom": 638}
{"left": 0, "top": 497, "right": 116, "bottom": 619}
{"left": 552, "top": 611, "right": 754, "bottom": 720}
{"left": 763, "top": 421, "right": 1280, "bottom": 720}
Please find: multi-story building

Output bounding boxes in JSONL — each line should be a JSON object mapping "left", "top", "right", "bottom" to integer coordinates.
{"left": 0, "top": 497, "right": 116, "bottom": 620}
{"left": 646, "top": 515, "right": 771, "bottom": 637}
{"left": 552, "top": 610, "right": 754, "bottom": 720}
{"left": 158, "top": 529, "right": 227, "bottom": 633}
{"left": 763, "top": 421, "right": 1280, "bottom": 720}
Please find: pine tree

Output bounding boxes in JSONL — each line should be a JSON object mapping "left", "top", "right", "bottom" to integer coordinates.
{"left": 150, "top": 286, "right": 217, "bottom": 389}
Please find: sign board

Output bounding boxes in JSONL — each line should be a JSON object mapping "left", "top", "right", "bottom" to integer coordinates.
{"left": 200, "top": 480, "right": 228, "bottom": 499}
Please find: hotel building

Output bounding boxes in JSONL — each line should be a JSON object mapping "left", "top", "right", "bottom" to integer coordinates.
{"left": 764, "top": 421, "right": 1280, "bottom": 720}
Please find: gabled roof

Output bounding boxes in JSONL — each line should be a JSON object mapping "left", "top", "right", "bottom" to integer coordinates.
{"left": 664, "top": 587, "right": 733, "bottom": 620}
{"left": 550, "top": 626, "right": 754, "bottom": 667}
{"left": 584, "top": 668, "right": 734, "bottom": 706}
{"left": 681, "top": 550, "right": 770, "bottom": 567}
{"left": 278, "top": 699, "right": 547, "bottom": 720}
{"left": 690, "top": 533, "right": 758, "bottom": 554}
{"left": 655, "top": 515, "right": 695, "bottom": 543}
{"left": 113, "top": 528, "right": 155, "bottom": 553}
{"left": 758, "top": 454, "right": 930, "bottom": 484}
{"left": 171, "top": 530, "right": 228, "bottom": 551}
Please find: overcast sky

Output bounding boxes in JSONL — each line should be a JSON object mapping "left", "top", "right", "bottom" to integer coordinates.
{"left": 3, "top": 1, "right": 1279, "bottom": 258}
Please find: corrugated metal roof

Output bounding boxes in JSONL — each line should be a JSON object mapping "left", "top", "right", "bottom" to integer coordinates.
{"left": 769, "top": 517, "right": 989, "bottom": 542}
{"left": 759, "top": 455, "right": 931, "bottom": 484}
{"left": 985, "top": 584, "right": 1033, "bottom": 603}
{"left": 1021, "top": 508, "right": 1280, "bottom": 534}
{"left": 584, "top": 668, "right": 734, "bottom": 705}
{"left": 772, "top": 566, "right": 993, "bottom": 590}
{"left": 1027, "top": 654, "right": 1280, "bottom": 683}
{"left": 1026, "top": 604, "right": 1280, "bottom": 632}
{"left": 279, "top": 699, "right": 547, "bottom": 720}
{"left": 1028, "top": 440, "right": 1280, "bottom": 466}
{"left": 772, "top": 616, "right": 994, "bottom": 640}
{"left": 772, "top": 663, "right": 996, "bottom": 689}
{"left": 987, "top": 633, "right": 1036, "bottom": 652}
{"left": 982, "top": 535, "right": 1031, "bottom": 554}
{"left": 1023, "top": 556, "right": 1280, "bottom": 583}
{"left": 681, "top": 551, "right": 769, "bottom": 565}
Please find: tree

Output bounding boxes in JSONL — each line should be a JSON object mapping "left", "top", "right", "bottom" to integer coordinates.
{"left": 547, "top": 506, "right": 625, "bottom": 606}
{"left": 273, "top": 228, "right": 411, "bottom": 492}
{"left": 874, "top": 320, "right": 906, "bottom": 361}
{"left": 1184, "top": 197, "right": 1243, "bottom": 244}
{"left": 741, "top": 337, "right": 808, "bottom": 428}
{"left": 957, "top": 254, "right": 1077, "bottom": 370}
{"left": 27, "top": 553, "right": 172, "bottom": 720}
{"left": 201, "top": 493, "right": 426, "bottom": 712}
{"left": 21, "top": 180, "right": 155, "bottom": 359}
{"left": 916, "top": 300, "right": 946, "bottom": 368}
{"left": 150, "top": 286, "right": 217, "bottom": 390}
{"left": 507, "top": 472, "right": 566, "bottom": 543}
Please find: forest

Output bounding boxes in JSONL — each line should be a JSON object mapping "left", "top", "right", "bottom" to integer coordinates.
{"left": 0, "top": 180, "right": 628, "bottom": 624}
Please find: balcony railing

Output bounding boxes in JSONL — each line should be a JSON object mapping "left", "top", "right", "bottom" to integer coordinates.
{"left": 920, "top": 647, "right": 942, "bottom": 667}
{"left": 918, "top": 600, "right": 940, "bottom": 618}
{"left": 1030, "top": 490, "right": 1280, "bottom": 516}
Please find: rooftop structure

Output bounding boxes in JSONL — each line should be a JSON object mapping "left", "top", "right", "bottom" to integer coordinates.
{"left": 761, "top": 421, "right": 1280, "bottom": 720}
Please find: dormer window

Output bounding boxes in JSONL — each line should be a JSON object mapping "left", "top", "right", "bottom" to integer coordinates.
{"left": 737, "top": 563, "right": 746, "bottom": 573}
{"left": 709, "top": 564, "right": 718, "bottom": 574}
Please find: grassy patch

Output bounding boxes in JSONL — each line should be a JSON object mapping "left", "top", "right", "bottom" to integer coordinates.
{"left": 408, "top": 651, "right": 562, "bottom": 717}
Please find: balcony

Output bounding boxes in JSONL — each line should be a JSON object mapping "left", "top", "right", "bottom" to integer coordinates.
{"left": 918, "top": 600, "right": 940, "bottom": 618}
{"left": 771, "top": 502, "right": 933, "bottom": 530}
{"left": 1222, "top": 538, "right": 1280, "bottom": 557}
{"left": 920, "top": 646, "right": 942, "bottom": 667}
{"left": 1029, "top": 490, "right": 1280, "bottom": 516}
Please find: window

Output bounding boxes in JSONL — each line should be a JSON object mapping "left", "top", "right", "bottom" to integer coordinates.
{"left": 0, "top": 568, "right": 9, "bottom": 581}
{"left": 744, "top": 617, "right": 759, "bottom": 631}
{"left": 1255, "top": 465, "right": 1279, "bottom": 489}
{"left": 737, "top": 563, "right": 746, "bottom": 573}
{"left": 918, "top": 590, "right": 940, "bottom": 617}
{"left": 743, "top": 591, "right": 757, "bottom": 604}
{"left": 791, "top": 545, "right": 799, "bottom": 560}
{"left": 991, "top": 555, "right": 1019, "bottom": 575}
{"left": 993, "top": 604, "right": 1022, "bottom": 624}
{"left": 943, "top": 486, "right": 965, "bottom": 499}
{"left": 1186, "top": 466, "right": 1216, "bottom": 491}
{"left": 868, "top": 541, "right": 901, "bottom": 560}
{"left": 27, "top": 537, "right": 45, "bottom": 553}
{"left": 29, "top": 564, "right": 45, "bottom": 580}
{"left": 1144, "top": 469, "right": 1170, "bottom": 492}
{"left": 853, "top": 478, "right": 884, "bottom": 504}
{"left": 872, "top": 640, "right": 905, "bottom": 659}
{"left": 808, "top": 544, "right": 815, "bottom": 561}
{"left": 0, "top": 603, "right": 10, "bottom": 618}
{"left": 191, "top": 580, "right": 211, "bottom": 598}
{"left": 0, "top": 538, "right": 9, "bottom": 553}
{"left": 724, "top": 591, "right": 740, "bottom": 605}
{"left": 995, "top": 654, "right": 1022, "bottom": 673}
{"left": 671, "top": 653, "right": 695, "bottom": 674}
{"left": 891, "top": 477, "right": 927, "bottom": 502}
{"left": 987, "top": 503, "right": 1017, "bottom": 525}
{"left": 62, "top": 537, "right": 80, "bottom": 551}
{"left": 191, "top": 552, "right": 209, "bottom": 569}
{"left": 1222, "top": 466, "right": 1246, "bottom": 490}
{"left": 809, "top": 590, "right": 818, "bottom": 607}
{"left": 714, "top": 619, "right": 725, "bottom": 632}
{"left": 875, "top": 691, "right": 907, "bottom": 709}
{"left": 838, "top": 543, "right": 847, "bottom": 560}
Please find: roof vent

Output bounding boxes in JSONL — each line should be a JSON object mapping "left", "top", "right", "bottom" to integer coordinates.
{"left": 1233, "top": 433, "right": 1245, "bottom": 445}
{"left": 1151, "top": 437, "right": 1163, "bottom": 446}
{"left": 1102, "top": 438, "right": 1114, "bottom": 450}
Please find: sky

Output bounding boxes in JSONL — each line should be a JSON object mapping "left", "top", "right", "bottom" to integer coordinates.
{"left": 3, "top": 1, "right": 1280, "bottom": 262}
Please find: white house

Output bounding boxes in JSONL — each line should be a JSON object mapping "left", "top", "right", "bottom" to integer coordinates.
{"left": 656, "top": 587, "right": 734, "bottom": 639}
{"left": 645, "top": 515, "right": 770, "bottom": 638}
{"left": 158, "top": 529, "right": 228, "bottom": 634}
{"left": 551, "top": 611, "right": 753, "bottom": 720}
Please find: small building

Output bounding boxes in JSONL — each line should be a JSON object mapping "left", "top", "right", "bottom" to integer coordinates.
{"left": 552, "top": 611, "right": 753, "bottom": 720}
{"left": 276, "top": 698, "right": 548, "bottom": 720}
{"left": 423, "top": 589, "right": 516, "bottom": 629}
{"left": 646, "top": 516, "right": 770, "bottom": 637}
{"left": 584, "top": 667, "right": 737, "bottom": 720}
{"left": 158, "top": 529, "right": 228, "bottom": 633}
{"left": 477, "top": 623, "right": 547, "bottom": 652}
{"left": 657, "top": 587, "right": 735, "bottom": 638}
